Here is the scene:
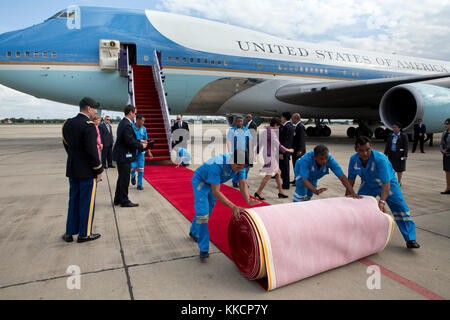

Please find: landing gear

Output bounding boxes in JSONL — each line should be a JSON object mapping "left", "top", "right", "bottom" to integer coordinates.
{"left": 346, "top": 126, "right": 372, "bottom": 138}
{"left": 306, "top": 119, "right": 331, "bottom": 137}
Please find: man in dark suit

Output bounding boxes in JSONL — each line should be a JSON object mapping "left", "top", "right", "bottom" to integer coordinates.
{"left": 61, "top": 97, "right": 104, "bottom": 243}
{"left": 280, "top": 112, "right": 294, "bottom": 189}
{"left": 171, "top": 114, "right": 190, "bottom": 148}
{"left": 113, "top": 105, "right": 147, "bottom": 207}
{"left": 412, "top": 119, "right": 426, "bottom": 153}
{"left": 291, "top": 113, "right": 306, "bottom": 186}
{"left": 99, "top": 115, "right": 115, "bottom": 168}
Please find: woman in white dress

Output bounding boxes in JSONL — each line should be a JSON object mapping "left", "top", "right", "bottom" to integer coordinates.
{"left": 254, "top": 117, "right": 294, "bottom": 200}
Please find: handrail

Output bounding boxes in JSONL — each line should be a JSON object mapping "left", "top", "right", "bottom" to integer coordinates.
{"left": 127, "top": 47, "right": 136, "bottom": 107}
{"left": 152, "top": 50, "right": 172, "bottom": 153}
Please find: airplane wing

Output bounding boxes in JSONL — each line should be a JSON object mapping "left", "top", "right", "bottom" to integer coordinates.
{"left": 275, "top": 73, "right": 450, "bottom": 108}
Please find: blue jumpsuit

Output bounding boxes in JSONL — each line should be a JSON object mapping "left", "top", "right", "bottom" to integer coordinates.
{"left": 176, "top": 147, "right": 191, "bottom": 166}
{"left": 190, "top": 153, "right": 247, "bottom": 253}
{"left": 293, "top": 150, "right": 344, "bottom": 202}
{"left": 131, "top": 123, "right": 148, "bottom": 187}
{"left": 348, "top": 150, "right": 416, "bottom": 242}
{"left": 226, "top": 126, "right": 252, "bottom": 183}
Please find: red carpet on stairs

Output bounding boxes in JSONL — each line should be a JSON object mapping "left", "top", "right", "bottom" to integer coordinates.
{"left": 142, "top": 164, "right": 270, "bottom": 258}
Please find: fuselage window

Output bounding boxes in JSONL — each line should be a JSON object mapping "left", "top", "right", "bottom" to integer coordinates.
{"left": 289, "top": 66, "right": 293, "bottom": 71}
{"left": 167, "top": 56, "right": 172, "bottom": 62}
{"left": 211, "top": 59, "right": 215, "bottom": 65}
{"left": 343, "top": 70, "right": 347, "bottom": 76}
{"left": 325, "top": 69, "right": 328, "bottom": 74}
{"left": 319, "top": 69, "right": 323, "bottom": 74}
{"left": 189, "top": 57, "right": 194, "bottom": 63}
{"left": 204, "top": 58, "right": 208, "bottom": 64}
{"left": 218, "top": 60, "right": 222, "bottom": 65}
{"left": 15, "top": 51, "right": 21, "bottom": 57}
{"left": 295, "top": 66, "right": 298, "bottom": 72}
{"left": 305, "top": 67, "right": 309, "bottom": 72}
{"left": 25, "top": 51, "right": 30, "bottom": 58}
{"left": 352, "top": 72, "right": 355, "bottom": 77}
{"left": 6, "top": 51, "right": 11, "bottom": 57}
{"left": 51, "top": 52, "right": 57, "bottom": 58}
{"left": 34, "top": 51, "right": 39, "bottom": 58}
{"left": 197, "top": 58, "right": 201, "bottom": 64}
{"left": 182, "top": 57, "right": 187, "bottom": 63}
{"left": 300, "top": 66, "right": 303, "bottom": 72}
{"left": 284, "top": 65, "right": 288, "bottom": 71}
{"left": 315, "top": 68, "right": 319, "bottom": 73}
{"left": 257, "top": 63, "right": 262, "bottom": 69}
{"left": 43, "top": 52, "right": 48, "bottom": 58}
{"left": 224, "top": 60, "right": 228, "bottom": 66}
{"left": 356, "top": 72, "right": 359, "bottom": 77}
{"left": 175, "top": 57, "right": 180, "bottom": 63}
{"left": 278, "top": 64, "right": 282, "bottom": 71}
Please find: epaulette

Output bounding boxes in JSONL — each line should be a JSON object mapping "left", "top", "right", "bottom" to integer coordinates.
{"left": 86, "top": 120, "right": 94, "bottom": 124}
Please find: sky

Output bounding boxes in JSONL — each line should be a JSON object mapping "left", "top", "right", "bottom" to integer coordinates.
{"left": 0, "top": 0, "right": 449, "bottom": 119}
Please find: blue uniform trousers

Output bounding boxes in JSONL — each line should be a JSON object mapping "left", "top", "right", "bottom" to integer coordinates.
{"left": 232, "top": 167, "right": 249, "bottom": 184}
{"left": 66, "top": 178, "right": 97, "bottom": 237}
{"left": 131, "top": 153, "right": 145, "bottom": 187}
{"left": 190, "top": 183, "right": 217, "bottom": 253}
{"left": 358, "top": 181, "right": 416, "bottom": 242}
{"left": 293, "top": 178, "right": 317, "bottom": 202}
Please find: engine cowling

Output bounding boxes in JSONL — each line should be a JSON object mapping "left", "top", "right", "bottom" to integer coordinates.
{"left": 379, "top": 83, "right": 450, "bottom": 133}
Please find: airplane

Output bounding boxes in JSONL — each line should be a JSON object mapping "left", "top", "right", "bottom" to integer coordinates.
{"left": 0, "top": 5, "right": 449, "bottom": 141}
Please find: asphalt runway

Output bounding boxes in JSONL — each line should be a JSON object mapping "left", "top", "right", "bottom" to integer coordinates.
{"left": 0, "top": 123, "right": 448, "bottom": 300}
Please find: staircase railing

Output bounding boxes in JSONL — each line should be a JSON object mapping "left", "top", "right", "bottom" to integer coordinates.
{"left": 152, "top": 50, "right": 172, "bottom": 153}
{"left": 127, "top": 47, "right": 136, "bottom": 107}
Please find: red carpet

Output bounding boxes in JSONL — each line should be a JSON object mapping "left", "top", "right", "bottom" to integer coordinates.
{"left": 143, "top": 164, "right": 270, "bottom": 258}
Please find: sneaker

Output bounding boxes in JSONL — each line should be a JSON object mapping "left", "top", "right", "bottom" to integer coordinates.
{"left": 406, "top": 240, "right": 420, "bottom": 249}
{"left": 200, "top": 251, "right": 209, "bottom": 259}
{"left": 137, "top": 186, "right": 144, "bottom": 190}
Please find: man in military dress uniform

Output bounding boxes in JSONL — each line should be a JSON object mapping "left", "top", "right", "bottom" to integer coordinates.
{"left": 61, "top": 97, "right": 104, "bottom": 243}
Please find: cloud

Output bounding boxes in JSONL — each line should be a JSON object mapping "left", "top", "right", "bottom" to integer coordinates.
{"left": 158, "top": 0, "right": 450, "bottom": 60}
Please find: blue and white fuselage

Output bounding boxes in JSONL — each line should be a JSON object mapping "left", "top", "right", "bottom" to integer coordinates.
{"left": 0, "top": 6, "right": 449, "bottom": 133}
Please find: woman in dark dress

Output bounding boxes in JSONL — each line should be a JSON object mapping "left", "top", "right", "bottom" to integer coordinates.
{"left": 384, "top": 123, "right": 409, "bottom": 186}
{"left": 440, "top": 118, "right": 450, "bottom": 194}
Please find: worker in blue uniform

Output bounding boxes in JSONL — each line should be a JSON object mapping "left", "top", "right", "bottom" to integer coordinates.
{"left": 190, "top": 149, "right": 261, "bottom": 259}
{"left": 293, "top": 144, "right": 360, "bottom": 202}
{"left": 173, "top": 146, "right": 191, "bottom": 167}
{"left": 130, "top": 115, "right": 152, "bottom": 190}
{"left": 347, "top": 136, "right": 420, "bottom": 249}
{"left": 226, "top": 116, "right": 252, "bottom": 188}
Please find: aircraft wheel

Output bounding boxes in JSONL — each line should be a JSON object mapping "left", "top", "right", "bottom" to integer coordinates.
{"left": 347, "top": 127, "right": 356, "bottom": 138}
{"left": 306, "top": 126, "right": 315, "bottom": 137}
{"left": 374, "top": 127, "right": 385, "bottom": 140}
{"left": 322, "top": 126, "right": 331, "bottom": 137}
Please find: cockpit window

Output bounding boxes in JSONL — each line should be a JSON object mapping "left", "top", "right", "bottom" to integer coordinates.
{"left": 48, "top": 10, "right": 77, "bottom": 20}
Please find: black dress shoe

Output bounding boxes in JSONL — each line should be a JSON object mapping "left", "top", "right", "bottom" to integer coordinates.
{"left": 121, "top": 202, "right": 139, "bottom": 207}
{"left": 254, "top": 192, "right": 265, "bottom": 201}
{"left": 137, "top": 186, "right": 144, "bottom": 190}
{"left": 131, "top": 177, "right": 136, "bottom": 185}
{"left": 62, "top": 234, "right": 73, "bottom": 242}
{"left": 278, "top": 193, "right": 289, "bottom": 199}
{"left": 406, "top": 240, "right": 420, "bottom": 249}
{"left": 77, "top": 233, "right": 101, "bottom": 243}
{"left": 200, "top": 251, "right": 209, "bottom": 259}
{"left": 189, "top": 232, "right": 198, "bottom": 243}
{"left": 233, "top": 182, "right": 239, "bottom": 188}
{"left": 440, "top": 190, "right": 450, "bottom": 194}
{"left": 114, "top": 200, "right": 120, "bottom": 206}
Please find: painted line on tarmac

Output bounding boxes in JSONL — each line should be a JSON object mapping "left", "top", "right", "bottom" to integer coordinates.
{"left": 359, "top": 258, "right": 445, "bottom": 300}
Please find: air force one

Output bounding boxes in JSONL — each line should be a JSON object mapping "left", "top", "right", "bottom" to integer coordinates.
{"left": 1, "top": 6, "right": 450, "bottom": 139}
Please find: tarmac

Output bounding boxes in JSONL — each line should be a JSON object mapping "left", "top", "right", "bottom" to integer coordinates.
{"left": 0, "top": 123, "right": 448, "bottom": 300}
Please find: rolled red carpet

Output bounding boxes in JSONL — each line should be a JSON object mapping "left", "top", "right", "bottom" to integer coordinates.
{"left": 228, "top": 196, "right": 394, "bottom": 291}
